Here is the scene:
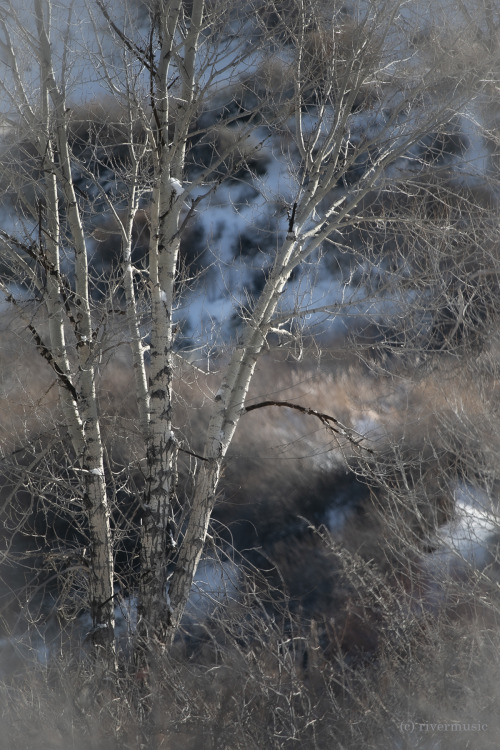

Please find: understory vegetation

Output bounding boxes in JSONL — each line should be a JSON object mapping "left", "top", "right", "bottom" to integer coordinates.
{"left": 2, "top": 0, "right": 500, "bottom": 747}
{"left": 2, "top": 323, "right": 500, "bottom": 748}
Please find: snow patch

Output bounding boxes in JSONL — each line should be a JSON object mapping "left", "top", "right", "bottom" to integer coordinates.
{"left": 424, "top": 483, "right": 500, "bottom": 578}
{"left": 185, "top": 557, "right": 240, "bottom": 617}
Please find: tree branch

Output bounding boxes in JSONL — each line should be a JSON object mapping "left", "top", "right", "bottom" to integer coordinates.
{"left": 95, "top": 0, "right": 154, "bottom": 73}
{"left": 243, "top": 400, "right": 374, "bottom": 453}
{"left": 0, "top": 285, "right": 79, "bottom": 402}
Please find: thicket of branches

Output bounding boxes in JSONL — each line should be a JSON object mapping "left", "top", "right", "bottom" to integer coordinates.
{"left": 2, "top": 0, "right": 500, "bottom": 747}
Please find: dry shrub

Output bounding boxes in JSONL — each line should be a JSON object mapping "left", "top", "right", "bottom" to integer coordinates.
{"left": 90, "top": 208, "right": 208, "bottom": 291}
{"left": 2, "top": 601, "right": 500, "bottom": 749}
{"left": 2, "top": 320, "right": 500, "bottom": 748}
{"left": 0, "top": 313, "right": 57, "bottom": 448}
{"left": 227, "top": 58, "right": 295, "bottom": 121}
{"left": 415, "top": 22, "right": 495, "bottom": 93}
{"left": 254, "top": 0, "right": 306, "bottom": 43}
{"left": 300, "top": 19, "right": 381, "bottom": 107}
{"left": 189, "top": 125, "right": 270, "bottom": 181}
{"left": 324, "top": 173, "right": 500, "bottom": 356}
{"left": 67, "top": 100, "right": 146, "bottom": 162}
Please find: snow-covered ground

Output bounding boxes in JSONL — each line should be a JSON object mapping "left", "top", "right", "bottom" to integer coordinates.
{"left": 426, "top": 483, "right": 500, "bottom": 575}
{"left": 422, "top": 482, "right": 500, "bottom": 612}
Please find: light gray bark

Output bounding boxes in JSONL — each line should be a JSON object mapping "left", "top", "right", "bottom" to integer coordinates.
{"left": 136, "top": 0, "right": 206, "bottom": 649}
{"left": 35, "top": 0, "right": 115, "bottom": 659}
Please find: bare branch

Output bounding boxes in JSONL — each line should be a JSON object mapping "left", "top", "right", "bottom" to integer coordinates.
{"left": 243, "top": 399, "right": 373, "bottom": 453}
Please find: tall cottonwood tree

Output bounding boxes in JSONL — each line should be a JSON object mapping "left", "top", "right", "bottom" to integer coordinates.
{"left": 0, "top": 0, "right": 496, "bottom": 660}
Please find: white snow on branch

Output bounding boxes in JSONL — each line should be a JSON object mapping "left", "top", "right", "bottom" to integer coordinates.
{"left": 169, "top": 178, "right": 184, "bottom": 198}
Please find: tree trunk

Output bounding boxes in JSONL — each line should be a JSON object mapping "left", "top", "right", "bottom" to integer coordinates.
{"left": 35, "top": 0, "right": 116, "bottom": 663}
{"left": 136, "top": 0, "right": 205, "bottom": 654}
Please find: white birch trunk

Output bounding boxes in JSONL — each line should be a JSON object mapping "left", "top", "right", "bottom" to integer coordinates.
{"left": 35, "top": 0, "right": 115, "bottom": 659}
{"left": 165, "top": 36, "right": 444, "bottom": 628}
{"left": 136, "top": 0, "right": 205, "bottom": 649}
{"left": 120, "top": 139, "right": 150, "bottom": 433}
{"left": 136, "top": 0, "right": 184, "bottom": 647}
{"left": 167, "top": 236, "right": 297, "bottom": 633}
{"left": 38, "top": 19, "right": 85, "bottom": 459}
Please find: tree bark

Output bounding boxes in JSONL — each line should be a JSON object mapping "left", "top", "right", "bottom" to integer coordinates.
{"left": 35, "top": 0, "right": 116, "bottom": 662}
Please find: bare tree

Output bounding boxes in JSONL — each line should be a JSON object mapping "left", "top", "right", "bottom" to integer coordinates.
{"left": 0, "top": 0, "right": 116, "bottom": 663}
{"left": 0, "top": 0, "right": 496, "bottom": 667}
